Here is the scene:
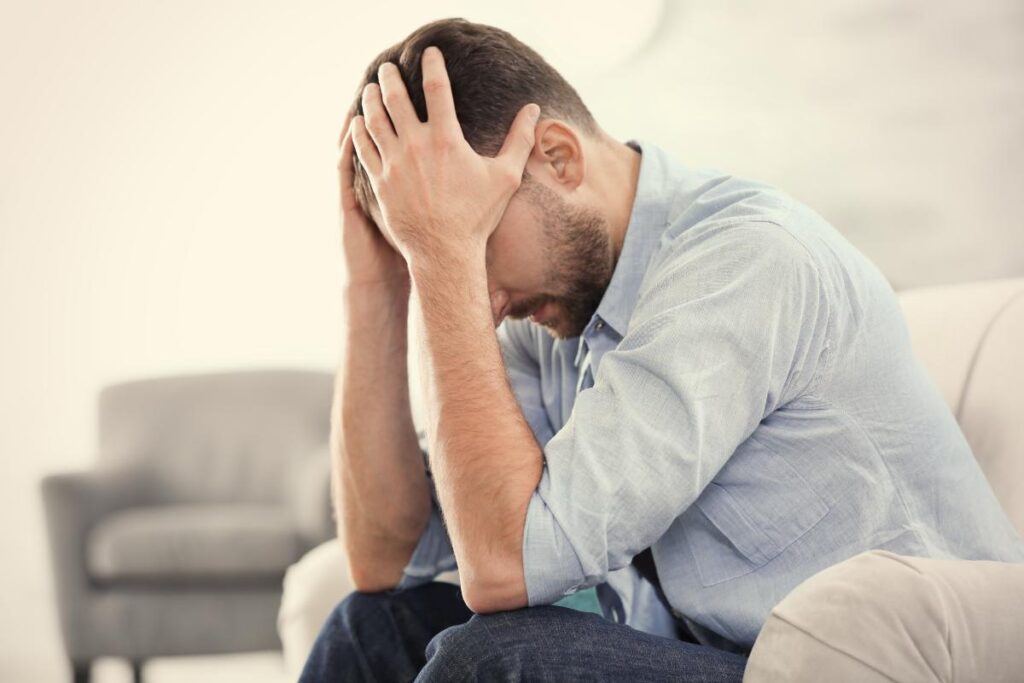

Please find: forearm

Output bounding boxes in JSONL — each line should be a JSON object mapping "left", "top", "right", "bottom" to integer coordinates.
{"left": 410, "top": 254, "right": 542, "bottom": 612}
{"left": 333, "top": 281, "right": 432, "bottom": 591}
{"left": 346, "top": 53, "right": 544, "bottom": 607}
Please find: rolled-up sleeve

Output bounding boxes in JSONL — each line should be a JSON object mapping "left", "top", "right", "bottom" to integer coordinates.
{"left": 396, "top": 495, "right": 456, "bottom": 589}
{"left": 397, "top": 322, "right": 553, "bottom": 590}
{"left": 522, "top": 224, "right": 833, "bottom": 605}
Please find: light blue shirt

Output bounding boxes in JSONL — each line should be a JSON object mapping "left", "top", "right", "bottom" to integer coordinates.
{"left": 399, "top": 141, "right": 1024, "bottom": 650}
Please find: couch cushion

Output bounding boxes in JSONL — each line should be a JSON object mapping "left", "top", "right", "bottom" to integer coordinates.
{"left": 898, "top": 277, "right": 1024, "bottom": 534}
{"left": 87, "top": 504, "right": 299, "bottom": 583}
{"left": 898, "top": 278, "right": 1024, "bottom": 416}
{"left": 955, "top": 288, "right": 1024, "bottom": 535}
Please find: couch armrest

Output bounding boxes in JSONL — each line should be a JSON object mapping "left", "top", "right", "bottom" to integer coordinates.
{"left": 40, "top": 466, "right": 152, "bottom": 656}
{"left": 278, "top": 539, "right": 352, "bottom": 679}
{"left": 286, "top": 446, "right": 333, "bottom": 551}
{"left": 744, "top": 550, "right": 1024, "bottom": 683}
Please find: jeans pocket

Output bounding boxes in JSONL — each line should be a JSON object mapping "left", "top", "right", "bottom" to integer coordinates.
{"left": 684, "top": 436, "right": 830, "bottom": 587}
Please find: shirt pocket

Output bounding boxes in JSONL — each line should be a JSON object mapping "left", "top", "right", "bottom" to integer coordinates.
{"left": 683, "top": 435, "right": 830, "bottom": 587}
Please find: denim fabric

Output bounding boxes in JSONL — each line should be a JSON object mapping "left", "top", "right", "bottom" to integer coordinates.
{"left": 298, "top": 583, "right": 472, "bottom": 682}
{"left": 300, "top": 582, "right": 747, "bottom": 682}
{"left": 398, "top": 140, "right": 1024, "bottom": 649}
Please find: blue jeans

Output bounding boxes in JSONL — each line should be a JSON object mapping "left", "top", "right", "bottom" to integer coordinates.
{"left": 298, "top": 582, "right": 748, "bottom": 682}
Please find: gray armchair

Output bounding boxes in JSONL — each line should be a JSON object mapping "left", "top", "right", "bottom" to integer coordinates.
{"left": 41, "top": 369, "right": 336, "bottom": 683}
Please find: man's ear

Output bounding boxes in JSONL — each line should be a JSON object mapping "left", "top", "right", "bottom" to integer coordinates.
{"left": 528, "top": 120, "right": 585, "bottom": 191}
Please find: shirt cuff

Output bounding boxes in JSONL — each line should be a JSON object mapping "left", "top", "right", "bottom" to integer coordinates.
{"left": 522, "top": 478, "right": 590, "bottom": 606}
{"left": 396, "top": 503, "right": 457, "bottom": 591}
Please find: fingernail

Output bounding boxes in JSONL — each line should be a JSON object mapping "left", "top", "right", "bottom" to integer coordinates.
{"left": 529, "top": 104, "right": 541, "bottom": 122}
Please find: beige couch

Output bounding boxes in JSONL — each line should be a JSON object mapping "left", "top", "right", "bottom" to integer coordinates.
{"left": 279, "top": 278, "right": 1024, "bottom": 681}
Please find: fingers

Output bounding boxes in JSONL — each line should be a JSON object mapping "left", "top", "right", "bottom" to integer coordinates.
{"left": 350, "top": 116, "right": 382, "bottom": 177}
{"left": 361, "top": 82, "right": 396, "bottom": 156}
{"left": 337, "top": 110, "right": 354, "bottom": 149}
{"left": 338, "top": 118, "right": 370, "bottom": 215}
{"left": 338, "top": 119, "right": 356, "bottom": 190}
{"left": 377, "top": 62, "right": 419, "bottom": 135}
{"left": 498, "top": 103, "right": 541, "bottom": 177}
{"left": 420, "top": 46, "right": 460, "bottom": 135}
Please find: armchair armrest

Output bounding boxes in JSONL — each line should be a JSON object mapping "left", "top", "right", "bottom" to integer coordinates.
{"left": 40, "top": 466, "right": 152, "bottom": 652}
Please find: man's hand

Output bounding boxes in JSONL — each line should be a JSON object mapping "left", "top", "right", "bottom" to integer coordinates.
{"left": 338, "top": 112, "right": 409, "bottom": 291}
{"left": 350, "top": 46, "right": 540, "bottom": 268}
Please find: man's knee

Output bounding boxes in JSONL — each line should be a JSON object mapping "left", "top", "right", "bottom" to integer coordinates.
{"left": 423, "top": 612, "right": 507, "bottom": 677}
{"left": 420, "top": 606, "right": 575, "bottom": 680}
{"left": 306, "top": 589, "right": 410, "bottom": 667}
{"left": 320, "top": 590, "right": 388, "bottom": 637}
{"left": 301, "top": 590, "right": 419, "bottom": 682}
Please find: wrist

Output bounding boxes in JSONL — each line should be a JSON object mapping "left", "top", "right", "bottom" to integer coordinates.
{"left": 344, "top": 276, "right": 409, "bottom": 307}
{"left": 407, "top": 243, "right": 487, "bottom": 288}
{"left": 343, "top": 266, "right": 410, "bottom": 293}
{"left": 343, "top": 280, "right": 410, "bottom": 334}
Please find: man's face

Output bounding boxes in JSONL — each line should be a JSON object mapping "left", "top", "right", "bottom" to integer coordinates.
{"left": 487, "top": 177, "right": 613, "bottom": 339}
{"left": 368, "top": 174, "right": 613, "bottom": 340}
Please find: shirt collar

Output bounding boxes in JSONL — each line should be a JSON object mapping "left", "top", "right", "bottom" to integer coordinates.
{"left": 593, "top": 140, "right": 673, "bottom": 338}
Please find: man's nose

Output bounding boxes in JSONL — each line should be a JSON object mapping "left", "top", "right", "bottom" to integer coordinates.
{"left": 489, "top": 289, "right": 510, "bottom": 327}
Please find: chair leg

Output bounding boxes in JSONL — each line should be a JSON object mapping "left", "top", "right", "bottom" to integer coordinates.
{"left": 71, "top": 659, "right": 91, "bottom": 683}
{"left": 130, "top": 660, "right": 144, "bottom": 683}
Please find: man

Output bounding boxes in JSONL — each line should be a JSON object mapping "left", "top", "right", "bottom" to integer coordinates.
{"left": 301, "top": 18, "right": 1024, "bottom": 682}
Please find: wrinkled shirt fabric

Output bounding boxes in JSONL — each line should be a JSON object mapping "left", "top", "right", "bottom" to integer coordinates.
{"left": 398, "top": 141, "right": 1024, "bottom": 650}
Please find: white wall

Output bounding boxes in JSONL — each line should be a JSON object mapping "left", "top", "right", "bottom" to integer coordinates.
{"left": 1, "top": 0, "right": 1021, "bottom": 677}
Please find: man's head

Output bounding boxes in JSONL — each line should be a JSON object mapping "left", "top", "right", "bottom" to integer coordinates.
{"left": 350, "top": 18, "right": 636, "bottom": 338}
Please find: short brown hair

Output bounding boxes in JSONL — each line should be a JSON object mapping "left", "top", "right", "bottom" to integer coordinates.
{"left": 349, "top": 18, "right": 598, "bottom": 216}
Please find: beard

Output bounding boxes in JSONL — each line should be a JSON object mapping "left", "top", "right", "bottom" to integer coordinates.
{"left": 510, "top": 179, "right": 615, "bottom": 339}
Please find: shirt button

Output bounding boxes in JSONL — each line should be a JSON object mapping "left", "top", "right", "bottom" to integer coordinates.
{"left": 595, "top": 320, "right": 605, "bottom": 330}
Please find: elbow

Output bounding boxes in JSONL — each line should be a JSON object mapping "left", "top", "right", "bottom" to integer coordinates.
{"left": 460, "top": 567, "right": 529, "bottom": 614}
{"left": 462, "top": 582, "right": 525, "bottom": 614}
{"left": 338, "top": 518, "right": 425, "bottom": 594}
{"left": 346, "top": 559, "right": 402, "bottom": 594}
{"left": 341, "top": 532, "right": 406, "bottom": 593}
{"left": 455, "top": 519, "right": 531, "bottom": 613}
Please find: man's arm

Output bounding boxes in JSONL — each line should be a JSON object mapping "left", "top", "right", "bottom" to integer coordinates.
{"left": 350, "top": 49, "right": 544, "bottom": 612}
{"left": 331, "top": 116, "right": 431, "bottom": 592}
{"left": 333, "top": 281, "right": 431, "bottom": 592}
{"left": 408, "top": 257, "right": 543, "bottom": 613}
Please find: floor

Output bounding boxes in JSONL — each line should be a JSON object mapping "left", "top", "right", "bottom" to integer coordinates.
{"left": 0, "top": 653, "right": 290, "bottom": 683}
{"left": 1, "top": 635, "right": 289, "bottom": 683}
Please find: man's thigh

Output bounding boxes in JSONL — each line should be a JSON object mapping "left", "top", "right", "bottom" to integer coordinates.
{"left": 299, "top": 581, "right": 472, "bottom": 683}
{"left": 417, "top": 605, "right": 748, "bottom": 682}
